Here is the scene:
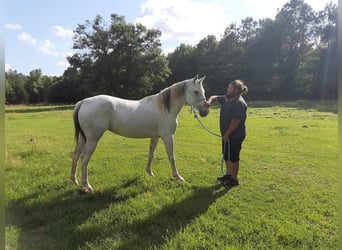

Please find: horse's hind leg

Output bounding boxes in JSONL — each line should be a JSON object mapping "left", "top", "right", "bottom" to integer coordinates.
{"left": 146, "top": 137, "right": 159, "bottom": 177}
{"left": 80, "top": 138, "right": 101, "bottom": 191}
{"left": 70, "top": 136, "right": 86, "bottom": 185}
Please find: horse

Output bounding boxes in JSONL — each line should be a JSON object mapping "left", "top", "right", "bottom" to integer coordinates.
{"left": 70, "top": 75, "right": 209, "bottom": 191}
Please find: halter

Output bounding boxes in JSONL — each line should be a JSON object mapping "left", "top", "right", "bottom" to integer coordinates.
{"left": 184, "top": 81, "right": 207, "bottom": 106}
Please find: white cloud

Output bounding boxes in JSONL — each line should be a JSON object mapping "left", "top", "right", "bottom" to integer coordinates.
{"left": 18, "top": 32, "right": 36, "bottom": 45}
{"left": 52, "top": 26, "right": 73, "bottom": 38}
{"left": 56, "top": 59, "right": 69, "bottom": 67}
{"left": 38, "top": 40, "right": 59, "bottom": 57}
{"left": 243, "top": 0, "right": 284, "bottom": 15}
{"left": 61, "top": 51, "right": 74, "bottom": 58}
{"left": 162, "top": 46, "right": 176, "bottom": 54}
{"left": 242, "top": 0, "right": 337, "bottom": 20}
{"left": 306, "top": 0, "right": 337, "bottom": 10}
{"left": 5, "top": 64, "right": 12, "bottom": 71}
{"left": 136, "top": 0, "right": 231, "bottom": 44}
{"left": 4, "top": 23, "right": 22, "bottom": 30}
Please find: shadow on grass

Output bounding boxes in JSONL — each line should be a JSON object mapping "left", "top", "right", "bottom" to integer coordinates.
{"left": 6, "top": 178, "right": 230, "bottom": 249}
{"left": 6, "top": 178, "right": 143, "bottom": 249}
{"left": 118, "top": 183, "right": 230, "bottom": 249}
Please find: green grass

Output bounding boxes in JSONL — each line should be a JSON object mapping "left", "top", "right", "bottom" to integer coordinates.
{"left": 5, "top": 101, "right": 338, "bottom": 249}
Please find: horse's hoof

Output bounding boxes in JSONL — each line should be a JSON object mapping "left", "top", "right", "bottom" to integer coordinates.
{"left": 174, "top": 175, "right": 185, "bottom": 182}
{"left": 78, "top": 186, "right": 94, "bottom": 195}
{"left": 78, "top": 187, "right": 92, "bottom": 195}
{"left": 146, "top": 171, "right": 155, "bottom": 177}
{"left": 71, "top": 178, "right": 79, "bottom": 185}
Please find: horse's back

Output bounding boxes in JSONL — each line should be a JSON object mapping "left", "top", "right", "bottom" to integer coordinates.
{"left": 108, "top": 96, "right": 165, "bottom": 137}
{"left": 77, "top": 94, "right": 166, "bottom": 138}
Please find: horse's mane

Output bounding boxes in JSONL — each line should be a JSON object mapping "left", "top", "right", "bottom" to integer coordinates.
{"left": 157, "top": 80, "right": 186, "bottom": 113}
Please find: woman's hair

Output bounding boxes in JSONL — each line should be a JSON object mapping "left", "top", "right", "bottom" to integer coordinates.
{"left": 230, "top": 79, "right": 248, "bottom": 95}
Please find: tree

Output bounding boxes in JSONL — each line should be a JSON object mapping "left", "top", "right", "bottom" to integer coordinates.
{"left": 272, "top": 0, "right": 316, "bottom": 99}
{"left": 193, "top": 35, "right": 219, "bottom": 92}
{"left": 5, "top": 78, "right": 15, "bottom": 104}
{"left": 239, "top": 17, "right": 259, "bottom": 47}
{"left": 167, "top": 44, "right": 196, "bottom": 84}
{"left": 5, "top": 70, "right": 28, "bottom": 104}
{"left": 211, "top": 24, "right": 245, "bottom": 93}
{"left": 167, "top": 36, "right": 220, "bottom": 94}
{"left": 242, "top": 18, "right": 280, "bottom": 99}
{"left": 48, "top": 68, "right": 82, "bottom": 103}
{"left": 313, "top": 2, "right": 338, "bottom": 99}
{"left": 64, "top": 14, "right": 170, "bottom": 101}
{"left": 25, "top": 69, "right": 44, "bottom": 103}
{"left": 6, "top": 2, "right": 337, "bottom": 103}
{"left": 293, "top": 49, "right": 321, "bottom": 98}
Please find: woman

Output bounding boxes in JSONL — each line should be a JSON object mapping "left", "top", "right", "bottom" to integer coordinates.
{"left": 206, "top": 80, "right": 248, "bottom": 187}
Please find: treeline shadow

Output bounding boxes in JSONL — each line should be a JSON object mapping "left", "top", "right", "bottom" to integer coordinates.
{"left": 6, "top": 178, "right": 230, "bottom": 249}
{"left": 248, "top": 100, "right": 338, "bottom": 114}
{"left": 5, "top": 105, "right": 74, "bottom": 114}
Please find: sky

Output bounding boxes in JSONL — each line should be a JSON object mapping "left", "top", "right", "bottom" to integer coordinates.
{"left": 4, "top": 0, "right": 337, "bottom": 76}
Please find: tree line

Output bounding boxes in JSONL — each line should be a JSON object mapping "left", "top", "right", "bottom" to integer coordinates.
{"left": 5, "top": 0, "right": 337, "bottom": 104}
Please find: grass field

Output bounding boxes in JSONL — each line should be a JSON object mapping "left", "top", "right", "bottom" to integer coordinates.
{"left": 5, "top": 101, "right": 338, "bottom": 249}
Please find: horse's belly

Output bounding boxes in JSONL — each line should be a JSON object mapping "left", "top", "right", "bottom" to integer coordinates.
{"left": 112, "top": 128, "right": 159, "bottom": 138}
{"left": 108, "top": 120, "right": 160, "bottom": 138}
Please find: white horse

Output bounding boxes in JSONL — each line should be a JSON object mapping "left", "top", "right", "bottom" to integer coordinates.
{"left": 70, "top": 75, "right": 209, "bottom": 191}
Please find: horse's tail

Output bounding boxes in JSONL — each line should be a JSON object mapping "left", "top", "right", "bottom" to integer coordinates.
{"left": 73, "top": 101, "right": 86, "bottom": 143}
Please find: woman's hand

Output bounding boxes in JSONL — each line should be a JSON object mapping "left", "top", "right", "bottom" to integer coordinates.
{"left": 223, "top": 133, "right": 229, "bottom": 142}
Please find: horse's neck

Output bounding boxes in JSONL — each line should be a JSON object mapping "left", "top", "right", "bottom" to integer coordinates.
{"left": 171, "top": 97, "right": 185, "bottom": 117}
{"left": 158, "top": 81, "right": 186, "bottom": 116}
{"left": 170, "top": 82, "right": 186, "bottom": 115}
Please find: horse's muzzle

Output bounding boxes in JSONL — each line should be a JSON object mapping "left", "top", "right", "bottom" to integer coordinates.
{"left": 198, "top": 106, "right": 209, "bottom": 117}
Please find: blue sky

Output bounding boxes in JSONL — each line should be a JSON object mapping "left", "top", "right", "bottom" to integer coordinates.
{"left": 5, "top": 0, "right": 336, "bottom": 76}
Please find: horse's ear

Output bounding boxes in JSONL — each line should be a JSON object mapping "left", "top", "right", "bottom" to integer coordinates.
{"left": 199, "top": 76, "right": 206, "bottom": 82}
{"left": 193, "top": 74, "right": 199, "bottom": 82}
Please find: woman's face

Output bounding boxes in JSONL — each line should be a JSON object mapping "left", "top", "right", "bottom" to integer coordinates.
{"left": 227, "top": 84, "right": 235, "bottom": 97}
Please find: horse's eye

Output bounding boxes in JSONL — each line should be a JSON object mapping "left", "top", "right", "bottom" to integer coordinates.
{"left": 194, "top": 91, "right": 199, "bottom": 95}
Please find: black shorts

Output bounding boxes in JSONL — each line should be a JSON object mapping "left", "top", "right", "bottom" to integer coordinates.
{"left": 222, "top": 136, "right": 245, "bottom": 162}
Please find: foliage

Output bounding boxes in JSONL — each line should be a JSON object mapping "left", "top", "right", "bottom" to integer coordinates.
{"left": 167, "top": 0, "right": 337, "bottom": 100}
{"left": 5, "top": 102, "right": 337, "bottom": 249}
{"left": 5, "top": 70, "right": 29, "bottom": 104}
{"left": 5, "top": 0, "right": 337, "bottom": 104}
{"left": 6, "top": 15, "right": 170, "bottom": 104}
{"left": 64, "top": 14, "right": 170, "bottom": 100}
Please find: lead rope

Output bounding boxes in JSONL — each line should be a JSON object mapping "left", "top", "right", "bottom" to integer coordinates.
{"left": 190, "top": 106, "right": 229, "bottom": 175}
{"left": 190, "top": 106, "right": 222, "bottom": 138}
{"left": 222, "top": 140, "right": 230, "bottom": 175}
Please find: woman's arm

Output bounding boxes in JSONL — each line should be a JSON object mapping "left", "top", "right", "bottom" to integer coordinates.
{"left": 205, "top": 95, "right": 219, "bottom": 107}
{"left": 223, "top": 119, "right": 241, "bottom": 142}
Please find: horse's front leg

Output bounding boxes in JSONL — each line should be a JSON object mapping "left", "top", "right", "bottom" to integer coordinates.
{"left": 146, "top": 137, "right": 159, "bottom": 177}
{"left": 162, "top": 134, "right": 185, "bottom": 181}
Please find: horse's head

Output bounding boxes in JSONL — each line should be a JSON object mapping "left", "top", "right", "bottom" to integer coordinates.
{"left": 185, "top": 75, "right": 209, "bottom": 117}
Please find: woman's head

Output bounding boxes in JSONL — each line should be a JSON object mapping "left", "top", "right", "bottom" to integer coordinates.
{"left": 227, "top": 79, "right": 248, "bottom": 97}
